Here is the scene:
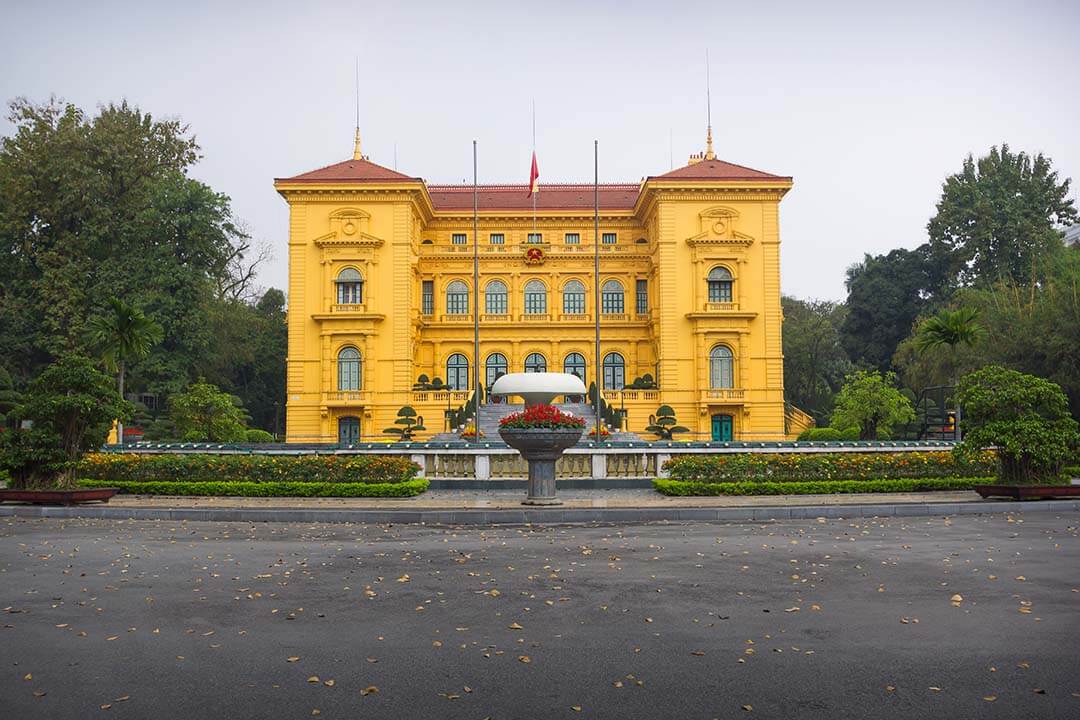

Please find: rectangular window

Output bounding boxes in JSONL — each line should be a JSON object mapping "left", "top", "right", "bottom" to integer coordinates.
{"left": 422, "top": 281, "right": 434, "bottom": 315}
{"left": 524, "top": 291, "right": 547, "bottom": 314}
{"left": 564, "top": 233, "right": 580, "bottom": 245}
{"left": 563, "top": 290, "right": 585, "bottom": 314}
{"left": 489, "top": 233, "right": 505, "bottom": 245}
{"left": 602, "top": 291, "right": 624, "bottom": 314}
{"left": 486, "top": 291, "right": 507, "bottom": 314}
{"left": 708, "top": 280, "right": 733, "bottom": 303}
{"left": 526, "top": 233, "right": 543, "bottom": 244}
{"left": 602, "top": 232, "right": 617, "bottom": 245}
{"left": 636, "top": 279, "right": 648, "bottom": 314}
{"left": 451, "top": 233, "right": 468, "bottom": 245}
{"left": 446, "top": 292, "right": 469, "bottom": 315}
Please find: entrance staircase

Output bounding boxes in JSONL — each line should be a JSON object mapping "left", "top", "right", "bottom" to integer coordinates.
{"left": 430, "top": 402, "right": 639, "bottom": 443}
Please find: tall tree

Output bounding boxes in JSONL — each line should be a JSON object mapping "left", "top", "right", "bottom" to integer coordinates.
{"left": 913, "top": 307, "right": 984, "bottom": 439}
{"left": 840, "top": 246, "right": 945, "bottom": 371}
{"left": 927, "top": 143, "right": 1077, "bottom": 288}
{"left": 781, "top": 296, "right": 852, "bottom": 422}
{"left": 0, "top": 98, "right": 250, "bottom": 397}
{"left": 831, "top": 370, "right": 916, "bottom": 440}
{"left": 85, "top": 298, "right": 164, "bottom": 443}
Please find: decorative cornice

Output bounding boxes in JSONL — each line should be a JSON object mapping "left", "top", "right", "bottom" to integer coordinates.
{"left": 313, "top": 230, "right": 385, "bottom": 248}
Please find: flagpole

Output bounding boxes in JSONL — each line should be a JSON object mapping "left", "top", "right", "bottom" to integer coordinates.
{"left": 531, "top": 101, "right": 537, "bottom": 240}
{"left": 593, "top": 140, "right": 601, "bottom": 441}
{"left": 472, "top": 140, "right": 480, "bottom": 444}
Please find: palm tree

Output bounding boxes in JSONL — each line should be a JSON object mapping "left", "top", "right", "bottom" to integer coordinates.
{"left": 915, "top": 307, "right": 984, "bottom": 440}
{"left": 86, "top": 299, "right": 163, "bottom": 445}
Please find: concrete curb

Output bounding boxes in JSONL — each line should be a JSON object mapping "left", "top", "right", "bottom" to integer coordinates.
{"left": 2, "top": 499, "right": 1079, "bottom": 526}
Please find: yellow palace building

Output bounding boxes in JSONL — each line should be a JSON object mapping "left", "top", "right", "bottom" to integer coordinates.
{"left": 275, "top": 128, "right": 813, "bottom": 443}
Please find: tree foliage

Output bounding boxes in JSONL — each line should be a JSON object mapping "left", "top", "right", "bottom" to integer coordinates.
{"left": 383, "top": 406, "right": 424, "bottom": 441}
{"left": 167, "top": 380, "right": 249, "bottom": 442}
{"left": 831, "top": 370, "right": 915, "bottom": 440}
{"left": 782, "top": 296, "right": 852, "bottom": 421}
{"left": 840, "top": 246, "right": 945, "bottom": 371}
{"left": 927, "top": 143, "right": 1077, "bottom": 289}
{"left": 0, "top": 98, "right": 277, "bottom": 416}
{"left": 954, "top": 366, "right": 1078, "bottom": 484}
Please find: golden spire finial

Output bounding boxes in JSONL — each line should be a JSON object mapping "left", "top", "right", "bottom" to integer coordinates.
{"left": 705, "top": 124, "right": 715, "bottom": 161}
{"left": 353, "top": 127, "right": 363, "bottom": 161}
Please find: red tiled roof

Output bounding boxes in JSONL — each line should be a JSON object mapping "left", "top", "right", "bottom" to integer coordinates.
{"left": 276, "top": 157, "right": 420, "bottom": 183}
{"left": 650, "top": 159, "right": 790, "bottom": 182}
{"left": 426, "top": 184, "right": 640, "bottom": 211}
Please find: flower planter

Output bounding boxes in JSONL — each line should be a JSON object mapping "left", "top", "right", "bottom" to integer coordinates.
{"left": 498, "top": 427, "right": 584, "bottom": 505}
{"left": 974, "top": 484, "right": 1080, "bottom": 500}
{"left": 0, "top": 487, "right": 119, "bottom": 505}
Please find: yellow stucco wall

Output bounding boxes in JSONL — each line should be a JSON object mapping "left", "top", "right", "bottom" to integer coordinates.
{"left": 275, "top": 151, "right": 806, "bottom": 443}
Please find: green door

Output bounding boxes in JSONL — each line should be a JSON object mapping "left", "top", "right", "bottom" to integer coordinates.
{"left": 338, "top": 416, "right": 360, "bottom": 445}
{"left": 711, "top": 414, "right": 733, "bottom": 441}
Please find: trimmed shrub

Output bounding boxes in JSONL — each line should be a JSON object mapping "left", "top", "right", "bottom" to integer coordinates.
{"left": 653, "top": 477, "right": 986, "bottom": 496}
{"left": 78, "top": 478, "right": 429, "bottom": 497}
{"left": 78, "top": 453, "right": 419, "bottom": 484}
{"left": 663, "top": 450, "right": 995, "bottom": 483}
{"left": 244, "top": 429, "right": 275, "bottom": 443}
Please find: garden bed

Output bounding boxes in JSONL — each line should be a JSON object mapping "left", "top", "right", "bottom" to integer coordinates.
{"left": 653, "top": 477, "right": 989, "bottom": 496}
{"left": 78, "top": 453, "right": 420, "bottom": 484}
{"left": 78, "top": 478, "right": 429, "bottom": 498}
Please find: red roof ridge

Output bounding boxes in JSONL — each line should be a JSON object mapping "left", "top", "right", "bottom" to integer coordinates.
{"left": 426, "top": 182, "right": 639, "bottom": 192}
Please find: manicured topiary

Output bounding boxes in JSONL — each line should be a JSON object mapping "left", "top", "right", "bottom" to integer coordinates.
{"left": 645, "top": 405, "right": 689, "bottom": 440}
{"left": 383, "top": 406, "right": 425, "bottom": 441}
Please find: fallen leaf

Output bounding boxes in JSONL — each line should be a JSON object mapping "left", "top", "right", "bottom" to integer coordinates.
{"left": 571, "top": 706, "right": 582, "bottom": 712}
{"left": 100, "top": 704, "right": 112, "bottom": 710}
{"left": 106, "top": 636, "right": 119, "bottom": 641}
{"left": 361, "top": 686, "right": 379, "bottom": 696}
{"left": 287, "top": 656, "right": 300, "bottom": 662}
{"left": 323, "top": 680, "right": 335, "bottom": 687}
{"left": 929, "top": 687, "right": 942, "bottom": 692}
{"left": 691, "top": 650, "right": 705, "bottom": 656}
{"left": 518, "top": 655, "right": 531, "bottom": 664}
{"left": 742, "top": 704, "right": 753, "bottom": 711}
{"left": 508, "top": 623, "right": 523, "bottom": 630}
{"left": 307, "top": 676, "right": 320, "bottom": 683}
{"left": 33, "top": 691, "right": 46, "bottom": 698}
{"left": 114, "top": 695, "right": 130, "bottom": 702}
{"left": 23, "top": 673, "right": 32, "bottom": 681}
{"left": 983, "top": 695, "right": 997, "bottom": 702}
{"left": 366, "top": 657, "right": 378, "bottom": 663}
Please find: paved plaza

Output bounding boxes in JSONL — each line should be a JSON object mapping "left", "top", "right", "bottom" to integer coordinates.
{"left": 2, "top": 512, "right": 1078, "bottom": 719}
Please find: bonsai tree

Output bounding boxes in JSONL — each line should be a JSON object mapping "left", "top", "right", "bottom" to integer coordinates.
{"left": 168, "top": 380, "right": 249, "bottom": 442}
{"left": 384, "top": 406, "right": 425, "bottom": 441}
{"left": 412, "top": 374, "right": 432, "bottom": 390}
{"left": 645, "top": 405, "right": 689, "bottom": 440}
{"left": 914, "top": 307, "right": 984, "bottom": 439}
{"left": 831, "top": 370, "right": 915, "bottom": 440}
{"left": 0, "top": 355, "right": 131, "bottom": 488}
{"left": 954, "top": 365, "right": 1079, "bottom": 484}
{"left": 85, "top": 298, "right": 164, "bottom": 444}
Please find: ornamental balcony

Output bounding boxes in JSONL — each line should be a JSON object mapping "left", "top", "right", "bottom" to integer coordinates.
{"left": 520, "top": 313, "right": 552, "bottom": 322}
{"left": 322, "top": 390, "right": 373, "bottom": 406}
{"left": 700, "top": 388, "right": 748, "bottom": 403}
{"left": 439, "top": 313, "right": 473, "bottom": 323}
{"left": 410, "top": 389, "right": 471, "bottom": 404}
{"left": 704, "top": 301, "right": 740, "bottom": 312}
{"left": 331, "top": 303, "right": 367, "bottom": 313}
{"left": 480, "top": 313, "right": 511, "bottom": 322}
{"left": 602, "top": 389, "right": 661, "bottom": 402}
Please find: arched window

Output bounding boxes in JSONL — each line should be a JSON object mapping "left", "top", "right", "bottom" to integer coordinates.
{"left": 485, "top": 353, "right": 508, "bottom": 389}
{"left": 601, "top": 279, "right": 624, "bottom": 314}
{"left": 336, "top": 268, "right": 363, "bottom": 305}
{"left": 603, "top": 352, "right": 625, "bottom": 390}
{"left": 563, "top": 280, "right": 586, "bottom": 314}
{"left": 523, "top": 280, "right": 547, "bottom": 314}
{"left": 485, "top": 280, "right": 508, "bottom": 315}
{"left": 446, "top": 280, "right": 469, "bottom": 315}
{"left": 524, "top": 353, "right": 547, "bottom": 373}
{"left": 563, "top": 353, "right": 586, "bottom": 381}
{"left": 707, "top": 267, "right": 734, "bottom": 303}
{"left": 710, "top": 345, "right": 734, "bottom": 388}
{"left": 446, "top": 353, "right": 469, "bottom": 390}
{"left": 337, "top": 347, "right": 362, "bottom": 390}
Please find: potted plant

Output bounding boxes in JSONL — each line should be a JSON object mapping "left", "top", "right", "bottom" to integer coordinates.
{"left": 645, "top": 405, "right": 690, "bottom": 440}
{"left": 955, "top": 366, "right": 1080, "bottom": 499}
{"left": 499, "top": 404, "right": 585, "bottom": 505}
{"left": 0, "top": 355, "right": 130, "bottom": 505}
{"left": 459, "top": 423, "right": 484, "bottom": 440}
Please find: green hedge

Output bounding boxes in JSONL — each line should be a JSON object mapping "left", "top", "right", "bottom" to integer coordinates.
{"left": 653, "top": 477, "right": 987, "bottom": 496}
{"left": 78, "top": 478, "right": 429, "bottom": 497}
{"left": 78, "top": 453, "right": 419, "bottom": 484}
{"left": 663, "top": 450, "right": 995, "bottom": 483}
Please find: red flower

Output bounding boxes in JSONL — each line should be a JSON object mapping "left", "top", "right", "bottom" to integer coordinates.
{"left": 499, "top": 404, "right": 586, "bottom": 430}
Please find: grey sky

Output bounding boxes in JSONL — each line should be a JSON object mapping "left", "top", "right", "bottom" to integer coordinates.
{"left": 3, "top": 0, "right": 1077, "bottom": 300}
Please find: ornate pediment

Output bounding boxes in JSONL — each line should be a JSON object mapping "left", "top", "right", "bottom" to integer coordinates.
{"left": 686, "top": 205, "right": 755, "bottom": 246}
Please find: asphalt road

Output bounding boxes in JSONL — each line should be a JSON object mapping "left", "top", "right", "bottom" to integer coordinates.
{"left": 2, "top": 513, "right": 1078, "bottom": 719}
